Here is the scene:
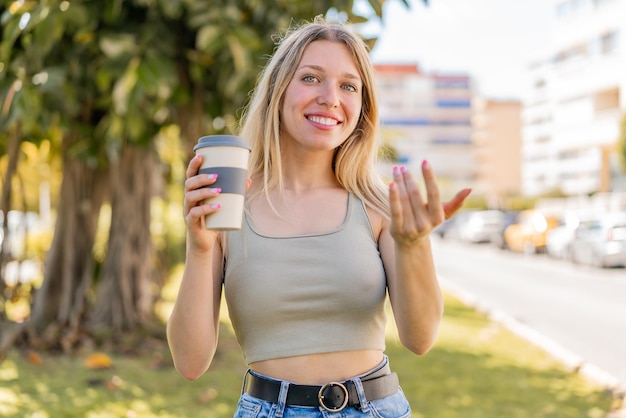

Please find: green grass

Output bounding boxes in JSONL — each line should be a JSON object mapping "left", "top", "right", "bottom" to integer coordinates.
{"left": 0, "top": 293, "right": 620, "bottom": 417}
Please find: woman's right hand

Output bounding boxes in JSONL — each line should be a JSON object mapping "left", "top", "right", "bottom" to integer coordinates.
{"left": 183, "top": 154, "right": 222, "bottom": 252}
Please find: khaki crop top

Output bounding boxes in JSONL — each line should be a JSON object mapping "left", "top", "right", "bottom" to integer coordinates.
{"left": 224, "top": 193, "right": 388, "bottom": 364}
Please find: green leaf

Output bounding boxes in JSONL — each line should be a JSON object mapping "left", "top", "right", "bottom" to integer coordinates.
{"left": 196, "top": 25, "right": 222, "bottom": 52}
{"left": 1, "top": 18, "right": 22, "bottom": 62}
{"left": 363, "top": 37, "right": 378, "bottom": 51}
{"left": 158, "top": 0, "right": 184, "bottom": 19}
{"left": 126, "top": 109, "right": 147, "bottom": 141}
{"left": 32, "top": 8, "right": 66, "bottom": 58}
{"left": 36, "top": 66, "right": 66, "bottom": 92}
{"left": 99, "top": 33, "right": 137, "bottom": 59}
{"left": 347, "top": 14, "right": 369, "bottom": 24}
{"left": 136, "top": 57, "right": 161, "bottom": 88}
{"left": 112, "top": 57, "right": 139, "bottom": 115}
{"left": 367, "top": 0, "right": 384, "bottom": 18}
{"left": 226, "top": 34, "right": 247, "bottom": 73}
{"left": 7, "top": 0, "right": 38, "bottom": 15}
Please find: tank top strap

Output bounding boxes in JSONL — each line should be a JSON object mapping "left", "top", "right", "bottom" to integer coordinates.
{"left": 349, "top": 193, "right": 377, "bottom": 243}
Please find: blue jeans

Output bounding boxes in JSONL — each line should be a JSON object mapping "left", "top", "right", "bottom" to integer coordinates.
{"left": 233, "top": 357, "right": 412, "bottom": 418}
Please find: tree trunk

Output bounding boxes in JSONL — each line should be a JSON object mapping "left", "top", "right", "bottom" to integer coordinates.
{"left": 25, "top": 135, "right": 108, "bottom": 352}
{"left": 0, "top": 124, "right": 21, "bottom": 321}
{"left": 176, "top": 93, "right": 206, "bottom": 157}
{"left": 89, "top": 145, "right": 156, "bottom": 336}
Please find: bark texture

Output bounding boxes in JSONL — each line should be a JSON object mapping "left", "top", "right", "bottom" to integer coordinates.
{"left": 89, "top": 145, "right": 156, "bottom": 334}
{"left": 24, "top": 136, "right": 108, "bottom": 352}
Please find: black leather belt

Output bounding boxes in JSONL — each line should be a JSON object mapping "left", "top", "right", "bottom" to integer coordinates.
{"left": 245, "top": 371, "right": 399, "bottom": 412}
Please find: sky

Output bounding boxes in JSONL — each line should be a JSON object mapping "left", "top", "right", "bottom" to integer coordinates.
{"left": 363, "top": 0, "right": 555, "bottom": 100}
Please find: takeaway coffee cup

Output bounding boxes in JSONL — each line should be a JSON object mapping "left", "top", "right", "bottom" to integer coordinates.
{"left": 193, "top": 135, "right": 251, "bottom": 230}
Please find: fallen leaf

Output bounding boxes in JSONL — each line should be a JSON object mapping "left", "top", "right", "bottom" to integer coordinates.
{"left": 27, "top": 350, "right": 43, "bottom": 364}
{"left": 106, "top": 375, "right": 123, "bottom": 392}
{"left": 84, "top": 352, "right": 113, "bottom": 369}
{"left": 198, "top": 387, "right": 218, "bottom": 404}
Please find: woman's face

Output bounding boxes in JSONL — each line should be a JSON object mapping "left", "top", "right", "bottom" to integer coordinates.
{"left": 279, "top": 40, "right": 363, "bottom": 154}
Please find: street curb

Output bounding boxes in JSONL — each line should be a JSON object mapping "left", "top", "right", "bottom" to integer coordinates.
{"left": 440, "top": 277, "right": 626, "bottom": 415}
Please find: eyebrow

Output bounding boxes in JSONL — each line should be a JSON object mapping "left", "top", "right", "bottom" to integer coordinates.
{"left": 298, "top": 64, "right": 361, "bottom": 81}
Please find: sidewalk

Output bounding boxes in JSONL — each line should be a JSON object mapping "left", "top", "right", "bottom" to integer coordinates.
{"left": 440, "top": 277, "right": 626, "bottom": 417}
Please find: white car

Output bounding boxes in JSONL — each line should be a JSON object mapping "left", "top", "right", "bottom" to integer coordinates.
{"left": 449, "top": 210, "right": 505, "bottom": 244}
{"left": 546, "top": 211, "right": 596, "bottom": 259}
{"left": 569, "top": 212, "right": 626, "bottom": 268}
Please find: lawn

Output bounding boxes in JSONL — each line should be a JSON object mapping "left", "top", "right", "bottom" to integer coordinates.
{"left": 0, "top": 293, "right": 620, "bottom": 417}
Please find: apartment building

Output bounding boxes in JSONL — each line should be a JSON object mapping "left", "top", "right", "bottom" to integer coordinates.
{"left": 374, "top": 64, "right": 475, "bottom": 196}
{"left": 472, "top": 98, "right": 522, "bottom": 207}
{"left": 522, "top": 0, "right": 626, "bottom": 197}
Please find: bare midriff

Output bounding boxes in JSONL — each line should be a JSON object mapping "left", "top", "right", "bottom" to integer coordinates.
{"left": 249, "top": 349, "right": 385, "bottom": 385}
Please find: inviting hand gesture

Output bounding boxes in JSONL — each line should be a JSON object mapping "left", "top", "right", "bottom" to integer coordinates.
{"left": 389, "top": 161, "right": 471, "bottom": 246}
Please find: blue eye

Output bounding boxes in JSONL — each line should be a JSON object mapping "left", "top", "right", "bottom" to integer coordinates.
{"left": 343, "top": 84, "right": 357, "bottom": 92}
{"left": 303, "top": 75, "right": 319, "bottom": 83}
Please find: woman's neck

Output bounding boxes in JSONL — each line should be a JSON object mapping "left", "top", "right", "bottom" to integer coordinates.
{"left": 280, "top": 153, "right": 339, "bottom": 193}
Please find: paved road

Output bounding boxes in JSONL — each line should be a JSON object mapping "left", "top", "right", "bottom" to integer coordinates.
{"left": 430, "top": 236, "right": 626, "bottom": 390}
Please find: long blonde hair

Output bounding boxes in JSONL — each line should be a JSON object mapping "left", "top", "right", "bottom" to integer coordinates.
{"left": 238, "top": 16, "right": 389, "bottom": 217}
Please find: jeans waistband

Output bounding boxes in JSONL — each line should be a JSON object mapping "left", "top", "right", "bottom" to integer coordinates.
{"left": 241, "top": 355, "right": 396, "bottom": 413}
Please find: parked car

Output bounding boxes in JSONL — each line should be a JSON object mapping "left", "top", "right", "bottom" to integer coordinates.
{"left": 503, "top": 209, "right": 560, "bottom": 254}
{"left": 457, "top": 210, "right": 505, "bottom": 243}
{"left": 569, "top": 212, "right": 626, "bottom": 268}
{"left": 433, "top": 209, "right": 474, "bottom": 239}
{"left": 546, "top": 210, "right": 596, "bottom": 259}
{"left": 434, "top": 209, "right": 505, "bottom": 244}
{"left": 490, "top": 210, "right": 521, "bottom": 249}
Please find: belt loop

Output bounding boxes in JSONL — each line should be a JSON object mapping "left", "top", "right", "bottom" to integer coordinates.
{"left": 241, "top": 369, "right": 251, "bottom": 396}
{"left": 274, "top": 380, "right": 290, "bottom": 418}
{"left": 351, "top": 377, "right": 370, "bottom": 413}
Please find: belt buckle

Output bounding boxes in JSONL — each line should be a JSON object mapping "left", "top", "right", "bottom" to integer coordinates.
{"left": 318, "top": 381, "right": 349, "bottom": 412}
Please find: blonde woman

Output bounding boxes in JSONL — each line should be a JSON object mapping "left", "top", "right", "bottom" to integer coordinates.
{"left": 168, "top": 16, "right": 471, "bottom": 417}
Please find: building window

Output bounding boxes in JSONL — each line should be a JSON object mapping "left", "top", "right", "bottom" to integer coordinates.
{"left": 432, "top": 137, "right": 472, "bottom": 145}
{"left": 556, "top": 2, "right": 571, "bottom": 18}
{"left": 434, "top": 79, "right": 469, "bottom": 89}
{"left": 435, "top": 99, "right": 471, "bottom": 108}
{"left": 593, "top": 0, "right": 614, "bottom": 8}
{"left": 435, "top": 119, "right": 471, "bottom": 126}
{"left": 380, "top": 118, "right": 430, "bottom": 126}
{"left": 600, "top": 30, "right": 619, "bottom": 54}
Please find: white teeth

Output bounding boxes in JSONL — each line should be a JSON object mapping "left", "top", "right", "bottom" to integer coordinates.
{"left": 308, "top": 116, "right": 338, "bottom": 126}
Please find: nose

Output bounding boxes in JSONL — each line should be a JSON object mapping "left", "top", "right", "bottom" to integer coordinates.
{"left": 317, "top": 83, "right": 340, "bottom": 108}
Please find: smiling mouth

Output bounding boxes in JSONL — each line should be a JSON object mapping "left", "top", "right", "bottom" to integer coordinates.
{"left": 307, "top": 115, "right": 340, "bottom": 126}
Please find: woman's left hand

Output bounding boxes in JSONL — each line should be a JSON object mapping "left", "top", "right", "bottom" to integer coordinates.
{"left": 389, "top": 161, "right": 471, "bottom": 246}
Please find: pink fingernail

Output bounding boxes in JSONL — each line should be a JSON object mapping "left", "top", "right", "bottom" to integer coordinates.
{"left": 208, "top": 174, "right": 218, "bottom": 180}
{"left": 210, "top": 203, "right": 221, "bottom": 209}
{"left": 401, "top": 166, "right": 407, "bottom": 173}
{"left": 393, "top": 166, "right": 400, "bottom": 175}
{"left": 422, "top": 160, "right": 430, "bottom": 169}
